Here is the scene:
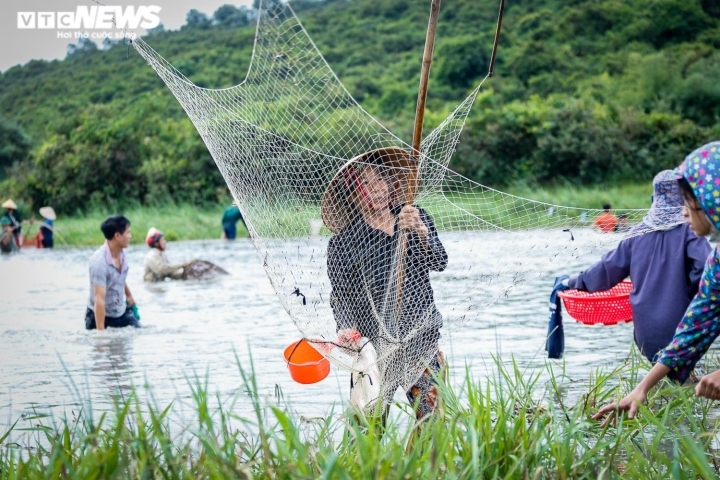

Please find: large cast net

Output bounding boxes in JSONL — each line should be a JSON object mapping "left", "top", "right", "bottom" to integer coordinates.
{"left": 131, "top": 1, "right": 681, "bottom": 410}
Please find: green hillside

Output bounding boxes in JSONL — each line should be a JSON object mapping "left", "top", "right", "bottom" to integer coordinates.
{"left": 1, "top": 0, "right": 720, "bottom": 213}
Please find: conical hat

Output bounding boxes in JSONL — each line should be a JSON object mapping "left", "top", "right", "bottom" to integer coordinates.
{"left": 2, "top": 199, "right": 17, "bottom": 210}
{"left": 321, "top": 147, "right": 416, "bottom": 234}
{"left": 39, "top": 206, "right": 56, "bottom": 221}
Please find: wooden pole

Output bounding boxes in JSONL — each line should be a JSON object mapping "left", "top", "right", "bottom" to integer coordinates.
{"left": 395, "top": 0, "right": 441, "bottom": 323}
{"left": 409, "top": 0, "right": 442, "bottom": 202}
{"left": 488, "top": 0, "right": 506, "bottom": 77}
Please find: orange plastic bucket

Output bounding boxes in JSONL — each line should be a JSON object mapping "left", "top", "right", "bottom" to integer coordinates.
{"left": 283, "top": 339, "right": 330, "bottom": 384}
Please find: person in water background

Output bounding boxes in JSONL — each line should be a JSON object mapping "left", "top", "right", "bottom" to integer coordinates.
{"left": 2, "top": 199, "right": 23, "bottom": 248}
{"left": 221, "top": 204, "right": 247, "bottom": 240}
{"left": 593, "top": 203, "right": 618, "bottom": 233}
{"left": 38, "top": 206, "right": 56, "bottom": 249}
{"left": 143, "top": 227, "right": 187, "bottom": 282}
{"left": 85, "top": 215, "right": 140, "bottom": 330}
{"left": 0, "top": 217, "right": 17, "bottom": 255}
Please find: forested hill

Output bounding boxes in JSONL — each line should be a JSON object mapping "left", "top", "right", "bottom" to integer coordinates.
{"left": 1, "top": 0, "right": 720, "bottom": 213}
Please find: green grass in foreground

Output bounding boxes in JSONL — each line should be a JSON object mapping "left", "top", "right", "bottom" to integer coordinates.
{"left": 2, "top": 353, "right": 720, "bottom": 479}
{"left": 24, "top": 183, "right": 651, "bottom": 248}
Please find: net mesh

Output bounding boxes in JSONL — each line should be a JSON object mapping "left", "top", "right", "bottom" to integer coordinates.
{"left": 131, "top": 1, "right": 682, "bottom": 411}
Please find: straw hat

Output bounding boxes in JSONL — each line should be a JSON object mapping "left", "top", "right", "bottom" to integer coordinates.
{"left": 321, "top": 147, "right": 416, "bottom": 234}
{"left": 2, "top": 199, "right": 17, "bottom": 210}
{"left": 39, "top": 206, "right": 56, "bottom": 221}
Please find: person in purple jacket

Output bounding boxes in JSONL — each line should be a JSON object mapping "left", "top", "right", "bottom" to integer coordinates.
{"left": 594, "top": 141, "right": 720, "bottom": 423}
{"left": 566, "top": 170, "right": 711, "bottom": 362}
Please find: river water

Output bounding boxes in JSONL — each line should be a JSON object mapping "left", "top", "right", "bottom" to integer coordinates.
{"left": 0, "top": 232, "right": 690, "bottom": 438}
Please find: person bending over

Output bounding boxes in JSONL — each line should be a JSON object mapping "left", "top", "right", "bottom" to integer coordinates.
{"left": 594, "top": 141, "right": 720, "bottom": 423}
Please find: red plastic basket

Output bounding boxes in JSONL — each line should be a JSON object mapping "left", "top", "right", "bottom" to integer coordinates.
{"left": 558, "top": 280, "right": 633, "bottom": 326}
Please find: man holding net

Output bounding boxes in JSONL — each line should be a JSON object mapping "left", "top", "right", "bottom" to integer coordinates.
{"left": 322, "top": 147, "right": 448, "bottom": 422}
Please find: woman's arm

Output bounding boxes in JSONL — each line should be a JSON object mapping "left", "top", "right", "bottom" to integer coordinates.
{"left": 593, "top": 363, "right": 671, "bottom": 423}
{"left": 569, "top": 240, "right": 632, "bottom": 292}
{"left": 652, "top": 248, "right": 720, "bottom": 384}
{"left": 415, "top": 207, "right": 448, "bottom": 272}
{"left": 594, "top": 247, "right": 720, "bottom": 422}
{"left": 327, "top": 235, "right": 362, "bottom": 331}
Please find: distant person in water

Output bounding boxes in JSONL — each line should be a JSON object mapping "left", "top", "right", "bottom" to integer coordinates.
{"left": 2, "top": 199, "right": 22, "bottom": 248}
{"left": 614, "top": 213, "right": 630, "bottom": 233}
{"left": 85, "top": 215, "right": 140, "bottom": 330}
{"left": 143, "top": 227, "right": 187, "bottom": 282}
{"left": 221, "top": 205, "right": 246, "bottom": 240}
{"left": 593, "top": 203, "right": 617, "bottom": 233}
{"left": 38, "top": 206, "right": 56, "bottom": 248}
{"left": 0, "top": 217, "right": 17, "bottom": 255}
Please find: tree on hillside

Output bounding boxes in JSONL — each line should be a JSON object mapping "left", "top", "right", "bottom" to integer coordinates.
{"left": 185, "top": 9, "right": 212, "bottom": 29}
{"left": 146, "top": 23, "right": 166, "bottom": 36}
{"left": 66, "top": 38, "right": 98, "bottom": 59}
{"left": 213, "top": 5, "right": 250, "bottom": 28}
{"left": 0, "top": 118, "right": 32, "bottom": 175}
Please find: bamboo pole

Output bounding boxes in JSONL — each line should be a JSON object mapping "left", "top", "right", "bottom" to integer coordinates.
{"left": 394, "top": 0, "right": 441, "bottom": 323}
{"left": 488, "top": 0, "right": 506, "bottom": 77}
{"left": 409, "top": 0, "right": 442, "bottom": 200}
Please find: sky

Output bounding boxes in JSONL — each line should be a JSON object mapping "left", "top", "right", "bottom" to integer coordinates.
{"left": 0, "top": 0, "right": 254, "bottom": 72}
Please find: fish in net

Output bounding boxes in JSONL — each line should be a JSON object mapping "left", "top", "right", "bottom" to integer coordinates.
{"left": 181, "top": 260, "right": 230, "bottom": 281}
{"left": 129, "top": 1, "right": 683, "bottom": 411}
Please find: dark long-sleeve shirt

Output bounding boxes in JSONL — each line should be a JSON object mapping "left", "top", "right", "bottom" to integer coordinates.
{"left": 327, "top": 205, "right": 447, "bottom": 346}
{"left": 568, "top": 223, "right": 710, "bottom": 361}
{"left": 2, "top": 210, "right": 21, "bottom": 234}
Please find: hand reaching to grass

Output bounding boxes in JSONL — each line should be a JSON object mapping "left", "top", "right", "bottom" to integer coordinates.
{"left": 592, "top": 388, "right": 647, "bottom": 427}
{"left": 592, "top": 363, "right": 671, "bottom": 427}
{"left": 695, "top": 370, "right": 720, "bottom": 400}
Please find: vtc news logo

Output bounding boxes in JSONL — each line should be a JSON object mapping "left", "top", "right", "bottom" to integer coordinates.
{"left": 17, "top": 6, "right": 161, "bottom": 29}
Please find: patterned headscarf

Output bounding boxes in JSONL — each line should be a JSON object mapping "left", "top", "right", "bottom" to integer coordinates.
{"left": 675, "top": 141, "right": 720, "bottom": 231}
{"left": 641, "top": 170, "right": 685, "bottom": 231}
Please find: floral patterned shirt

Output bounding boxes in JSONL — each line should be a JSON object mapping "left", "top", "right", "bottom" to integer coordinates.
{"left": 655, "top": 245, "right": 720, "bottom": 383}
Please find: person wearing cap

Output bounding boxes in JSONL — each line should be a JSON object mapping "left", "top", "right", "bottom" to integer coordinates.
{"left": 38, "top": 206, "right": 56, "bottom": 249}
{"left": 322, "top": 147, "right": 448, "bottom": 422}
{"left": 2, "top": 199, "right": 22, "bottom": 248}
{"left": 143, "top": 227, "right": 187, "bottom": 282}
{"left": 86, "top": 215, "right": 139, "bottom": 330}
{"left": 0, "top": 217, "right": 17, "bottom": 254}
{"left": 562, "top": 170, "right": 711, "bottom": 362}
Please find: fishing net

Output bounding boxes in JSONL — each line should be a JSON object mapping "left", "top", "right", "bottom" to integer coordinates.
{"left": 181, "top": 260, "right": 230, "bottom": 281}
{"left": 131, "top": 1, "right": 681, "bottom": 410}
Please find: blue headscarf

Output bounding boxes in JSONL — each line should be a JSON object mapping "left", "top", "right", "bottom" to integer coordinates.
{"left": 641, "top": 170, "right": 685, "bottom": 231}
